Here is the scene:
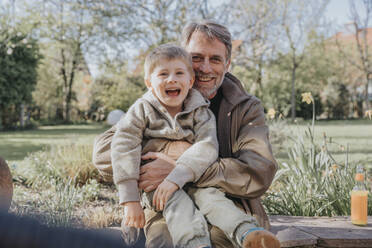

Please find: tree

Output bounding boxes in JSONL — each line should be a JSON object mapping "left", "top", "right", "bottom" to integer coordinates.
{"left": 335, "top": 0, "right": 372, "bottom": 113}
{"left": 230, "top": 0, "right": 280, "bottom": 99}
{"left": 278, "top": 0, "right": 329, "bottom": 121}
{"left": 90, "top": 62, "right": 146, "bottom": 116}
{"left": 0, "top": 27, "right": 40, "bottom": 129}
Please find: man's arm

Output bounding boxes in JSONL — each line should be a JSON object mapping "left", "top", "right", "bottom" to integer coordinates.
{"left": 196, "top": 100, "right": 277, "bottom": 199}
{"left": 92, "top": 125, "right": 116, "bottom": 182}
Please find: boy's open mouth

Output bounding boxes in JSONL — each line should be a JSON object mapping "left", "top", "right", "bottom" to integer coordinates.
{"left": 165, "top": 89, "right": 181, "bottom": 96}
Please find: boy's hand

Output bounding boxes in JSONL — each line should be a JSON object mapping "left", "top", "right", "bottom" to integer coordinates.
{"left": 153, "top": 180, "right": 179, "bottom": 211}
{"left": 123, "top": 202, "right": 145, "bottom": 228}
{"left": 139, "top": 152, "right": 176, "bottom": 192}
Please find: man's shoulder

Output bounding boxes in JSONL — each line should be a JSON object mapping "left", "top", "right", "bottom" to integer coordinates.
{"left": 222, "top": 73, "right": 261, "bottom": 106}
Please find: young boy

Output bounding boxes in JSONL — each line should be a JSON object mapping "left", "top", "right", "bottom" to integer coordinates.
{"left": 111, "top": 44, "right": 274, "bottom": 248}
{"left": 112, "top": 44, "right": 216, "bottom": 248}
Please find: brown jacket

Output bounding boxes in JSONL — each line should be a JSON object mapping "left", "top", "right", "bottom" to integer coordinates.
{"left": 92, "top": 72, "right": 277, "bottom": 229}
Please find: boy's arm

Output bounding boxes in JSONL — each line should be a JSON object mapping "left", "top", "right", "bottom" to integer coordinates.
{"left": 165, "top": 106, "right": 219, "bottom": 189}
{"left": 111, "top": 101, "right": 146, "bottom": 204}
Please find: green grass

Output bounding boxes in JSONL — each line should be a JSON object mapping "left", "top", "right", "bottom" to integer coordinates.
{"left": 0, "top": 124, "right": 108, "bottom": 163}
{"left": 273, "top": 120, "right": 372, "bottom": 167}
{"left": 1, "top": 121, "right": 371, "bottom": 165}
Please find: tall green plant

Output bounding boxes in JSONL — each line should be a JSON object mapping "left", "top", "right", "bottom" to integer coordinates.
{"left": 264, "top": 92, "right": 369, "bottom": 216}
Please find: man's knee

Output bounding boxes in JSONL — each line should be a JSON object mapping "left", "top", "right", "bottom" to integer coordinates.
{"left": 145, "top": 222, "right": 173, "bottom": 248}
{"left": 144, "top": 209, "right": 173, "bottom": 248}
{"left": 209, "top": 225, "right": 233, "bottom": 248}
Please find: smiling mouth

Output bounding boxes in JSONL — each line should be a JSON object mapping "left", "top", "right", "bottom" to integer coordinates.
{"left": 166, "top": 89, "right": 181, "bottom": 96}
{"left": 196, "top": 75, "right": 215, "bottom": 82}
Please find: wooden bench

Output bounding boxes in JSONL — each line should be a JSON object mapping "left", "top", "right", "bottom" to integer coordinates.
{"left": 104, "top": 216, "right": 372, "bottom": 247}
{"left": 270, "top": 216, "right": 372, "bottom": 247}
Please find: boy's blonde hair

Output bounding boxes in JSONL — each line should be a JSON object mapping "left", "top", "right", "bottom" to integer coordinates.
{"left": 144, "top": 43, "right": 194, "bottom": 80}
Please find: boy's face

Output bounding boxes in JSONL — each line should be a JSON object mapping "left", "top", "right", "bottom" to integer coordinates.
{"left": 146, "top": 58, "right": 194, "bottom": 113}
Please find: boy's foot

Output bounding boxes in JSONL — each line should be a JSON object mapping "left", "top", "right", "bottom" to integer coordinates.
{"left": 242, "top": 229, "right": 280, "bottom": 248}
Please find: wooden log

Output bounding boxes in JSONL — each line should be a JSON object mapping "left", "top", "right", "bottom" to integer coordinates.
{"left": 0, "top": 157, "right": 13, "bottom": 211}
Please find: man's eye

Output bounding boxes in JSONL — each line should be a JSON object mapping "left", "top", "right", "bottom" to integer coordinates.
{"left": 192, "top": 56, "right": 202, "bottom": 62}
{"left": 211, "top": 57, "right": 222, "bottom": 63}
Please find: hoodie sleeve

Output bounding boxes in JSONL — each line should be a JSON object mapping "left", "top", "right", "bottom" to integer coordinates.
{"left": 111, "top": 101, "right": 146, "bottom": 204}
{"left": 166, "top": 106, "right": 219, "bottom": 189}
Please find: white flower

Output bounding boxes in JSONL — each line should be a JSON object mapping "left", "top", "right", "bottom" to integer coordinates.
{"left": 22, "top": 38, "right": 28, "bottom": 44}
{"left": 7, "top": 48, "right": 13, "bottom": 55}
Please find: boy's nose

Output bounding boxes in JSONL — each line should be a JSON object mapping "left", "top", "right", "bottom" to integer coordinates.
{"left": 167, "top": 74, "right": 177, "bottom": 83}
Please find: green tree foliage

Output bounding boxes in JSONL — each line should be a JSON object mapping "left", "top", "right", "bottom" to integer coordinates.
{"left": 90, "top": 62, "right": 146, "bottom": 117}
{"left": 0, "top": 28, "right": 40, "bottom": 129}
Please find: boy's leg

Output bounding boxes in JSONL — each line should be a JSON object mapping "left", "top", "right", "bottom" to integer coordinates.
{"left": 189, "top": 187, "right": 278, "bottom": 248}
{"left": 143, "top": 190, "right": 211, "bottom": 248}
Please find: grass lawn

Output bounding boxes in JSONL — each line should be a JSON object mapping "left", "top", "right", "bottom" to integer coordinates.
{"left": 1, "top": 120, "right": 370, "bottom": 166}
{"left": 286, "top": 119, "right": 372, "bottom": 166}
{"left": 0, "top": 124, "right": 109, "bottom": 163}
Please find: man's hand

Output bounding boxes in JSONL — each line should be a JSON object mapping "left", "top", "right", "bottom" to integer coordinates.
{"left": 153, "top": 180, "right": 179, "bottom": 211}
{"left": 139, "top": 152, "right": 176, "bottom": 192}
{"left": 123, "top": 202, "right": 145, "bottom": 228}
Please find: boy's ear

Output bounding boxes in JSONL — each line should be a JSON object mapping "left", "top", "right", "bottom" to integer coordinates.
{"left": 189, "top": 75, "right": 195, "bottom": 89}
{"left": 145, "top": 78, "right": 152, "bottom": 89}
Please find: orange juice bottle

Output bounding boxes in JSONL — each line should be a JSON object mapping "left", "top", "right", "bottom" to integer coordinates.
{"left": 351, "top": 165, "right": 368, "bottom": 226}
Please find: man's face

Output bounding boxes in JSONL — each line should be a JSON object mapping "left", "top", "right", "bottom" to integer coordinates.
{"left": 185, "top": 31, "right": 231, "bottom": 99}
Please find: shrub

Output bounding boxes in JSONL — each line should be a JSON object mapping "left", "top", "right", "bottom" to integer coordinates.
{"left": 16, "top": 142, "right": 100, "bottom": 186}
{"left": 11, "top": 142, "right": 104, "bottom": 227}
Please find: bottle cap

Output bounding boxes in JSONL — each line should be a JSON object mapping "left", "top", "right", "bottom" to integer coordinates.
{"left": 355, "top": 173, "right": 364, "bottom": 181}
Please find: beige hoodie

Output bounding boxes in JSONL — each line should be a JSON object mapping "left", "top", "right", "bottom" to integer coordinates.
{"left": 111, "top": 88, "right": 218, "bottom": 204}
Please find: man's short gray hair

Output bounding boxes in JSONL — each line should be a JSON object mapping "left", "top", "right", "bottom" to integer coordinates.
{"left": 181, "top": 20, "right": 232, "bottom": 61}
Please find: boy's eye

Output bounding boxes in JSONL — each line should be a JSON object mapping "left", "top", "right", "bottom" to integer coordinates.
{"left": 176, "top": 71, "right": 184, "bottom": 75}
{"left": 159, "top": 72, "right": 168, "bottom": 76}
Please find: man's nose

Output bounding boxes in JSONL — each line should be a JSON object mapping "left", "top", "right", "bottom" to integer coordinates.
{"left": 199, "top": 59, "right": 212, "bottom": 73}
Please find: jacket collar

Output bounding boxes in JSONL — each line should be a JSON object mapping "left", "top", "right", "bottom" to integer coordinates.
{"left": 219, "top": 72, "right": 251, "bottom": 110}
{"left": 142, "top": 88, "right": 209, "bottom": 115}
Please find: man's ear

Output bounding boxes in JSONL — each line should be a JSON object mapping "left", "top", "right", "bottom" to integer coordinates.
{"left": 225, "top": 59, "right": 231, "bottom": 72}
{"left": 145, "top": 78, "right": 152, "bottom": 89}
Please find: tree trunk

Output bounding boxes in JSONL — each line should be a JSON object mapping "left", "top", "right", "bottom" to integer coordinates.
{"left": 365, "top": 75, "right": 371, "bottom": 111}
{"left": 291, "top": 65, "right": 297, "bottom": 122}
{"left": 19, "top": 103, "right": 25, "bottom": 128}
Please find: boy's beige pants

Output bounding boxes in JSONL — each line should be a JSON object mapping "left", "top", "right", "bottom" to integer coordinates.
{"left": 142, "top": 186, "right": 257, "bottom": 248}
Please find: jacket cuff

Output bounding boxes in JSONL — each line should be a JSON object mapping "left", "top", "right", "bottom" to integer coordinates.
{"left": 166, "top": 165, "right": 194, "bottom": 189}
{"left": 117, "top": 179, "right": 140, "bottom": 204}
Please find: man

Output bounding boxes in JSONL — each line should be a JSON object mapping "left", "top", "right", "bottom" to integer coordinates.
{"left": 93, "top": 21, "right": 278, "bottom": 248}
